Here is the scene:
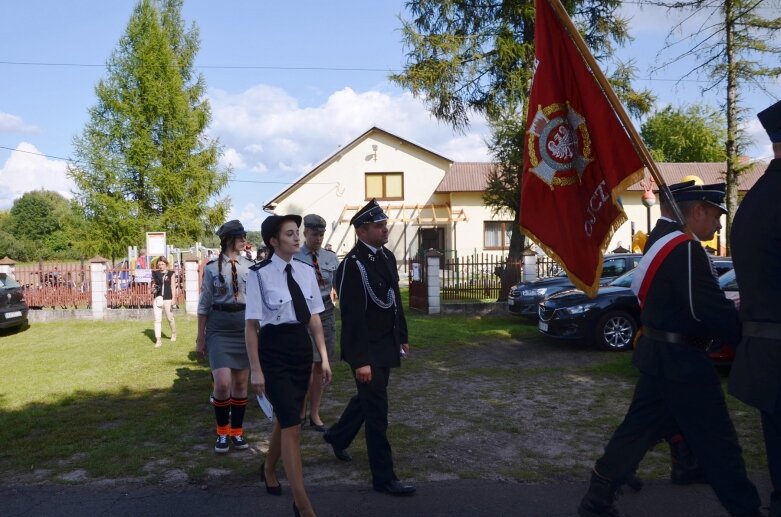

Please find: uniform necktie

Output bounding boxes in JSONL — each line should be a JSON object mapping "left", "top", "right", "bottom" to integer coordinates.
{"left": 285, "top": 264, "right": 311, "bottom": 324}
{"left": 311, "top": 252, "right": 324, "bottom": 286}
{"left": 231, "top": 260, "right": 239, "bottom": 302}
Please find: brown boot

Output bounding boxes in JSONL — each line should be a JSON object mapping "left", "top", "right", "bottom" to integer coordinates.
{"left": 578, "top": 470, "right": 621, "bottom": 517}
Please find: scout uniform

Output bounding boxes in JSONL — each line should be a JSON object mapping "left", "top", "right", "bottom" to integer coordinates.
{"left": 197, "top": 219, "right": 254, "bottom": 452}
{"left": 295, "top": 214, "right": 339, "bottom": 364}
{"left": 323, "top": 199, "right": 415, "bottom": 496}
{"left": 729, "top": 100, "right": 781, "bottom": 517}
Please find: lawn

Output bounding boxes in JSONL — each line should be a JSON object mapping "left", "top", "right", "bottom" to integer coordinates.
{"left": 0, "top": 311, "right": 767, "bottom": 488}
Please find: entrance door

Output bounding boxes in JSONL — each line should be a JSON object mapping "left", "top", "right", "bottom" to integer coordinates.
{"left": 419, "top": 228, "right": 444, "bottom": 254}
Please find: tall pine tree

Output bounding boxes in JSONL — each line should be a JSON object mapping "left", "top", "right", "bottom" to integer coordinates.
{"left": 68, "top": 0, "right": 229, "bottom": 259}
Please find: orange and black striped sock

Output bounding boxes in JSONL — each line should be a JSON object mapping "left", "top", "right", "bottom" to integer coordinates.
{"left": 230, "top": 397, "right": 248, "bottom": 435}
{"left": 212, "top": 396, "right": 231, "bottom": 434}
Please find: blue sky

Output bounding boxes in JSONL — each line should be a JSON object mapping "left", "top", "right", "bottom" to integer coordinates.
{"left": 1, "top": 1, "right": 777, "bottom": 230}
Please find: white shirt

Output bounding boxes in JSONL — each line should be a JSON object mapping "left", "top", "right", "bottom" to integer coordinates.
{"left": 245, "top": 253, "right": 325, "bottom": 326}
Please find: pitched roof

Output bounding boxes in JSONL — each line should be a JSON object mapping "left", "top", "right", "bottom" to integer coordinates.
{"left": 435, "top": 161, "right": 768, "bottom": 193}
{"left": 264, "top": 126, "right": 452, "bottom": 209}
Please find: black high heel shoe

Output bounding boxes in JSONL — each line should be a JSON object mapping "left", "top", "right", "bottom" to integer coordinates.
{"left": 293, "top": 502, "right": 301, "bottom": 517}
{"left": 260, "top": 461, "right": 282, "bottom": 496}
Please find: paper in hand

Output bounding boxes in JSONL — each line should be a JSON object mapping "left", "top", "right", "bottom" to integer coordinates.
{"left": 256, "top": 393, "right": 273, "bottom": 421}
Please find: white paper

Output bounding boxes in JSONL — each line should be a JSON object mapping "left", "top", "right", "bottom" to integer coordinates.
{"left": 256, "top": 394, "right": 273, "bottom": 422}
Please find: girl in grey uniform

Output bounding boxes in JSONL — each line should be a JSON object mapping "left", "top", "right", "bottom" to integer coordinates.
{"left": 196, "top": 219, "right": 254, "bottom": 453}
{"left": 245, "top": 214, "right": 332, "bottom": 517}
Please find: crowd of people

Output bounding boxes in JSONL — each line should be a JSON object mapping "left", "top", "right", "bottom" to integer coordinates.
{"left": 145, "top": 102, "right": 780, "bottom": 517}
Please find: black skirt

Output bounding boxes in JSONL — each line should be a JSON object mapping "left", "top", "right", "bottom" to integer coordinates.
{"left": 259, "top": 323, "right": 313, "bottom": 428}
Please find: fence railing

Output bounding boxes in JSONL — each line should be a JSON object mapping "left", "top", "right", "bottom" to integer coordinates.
{"left": 441, "top": 254, "right": 522, "bottom": 302}
{"left": 12, "top": 263, "right": 183, "bottom": 309}
{"left": 536, "top": 256, "right": 562, "bottom": 278}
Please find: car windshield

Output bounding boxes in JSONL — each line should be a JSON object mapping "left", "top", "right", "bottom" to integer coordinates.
{"left": 0, "top": 273, "right": 21, "bottom": 289}
{"left": 609, "top": 269, "right": 636, "bottom": 288}
{"left": 719, "top": 269, "right": 738, "bottom": 290}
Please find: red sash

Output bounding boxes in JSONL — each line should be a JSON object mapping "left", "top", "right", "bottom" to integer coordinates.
{"left": 630, "top": 231, "right": 690, "bottom": 308}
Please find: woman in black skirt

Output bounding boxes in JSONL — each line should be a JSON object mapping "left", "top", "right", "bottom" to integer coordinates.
{"left": 245, "top": 215, "right": 332, "bottom": 517}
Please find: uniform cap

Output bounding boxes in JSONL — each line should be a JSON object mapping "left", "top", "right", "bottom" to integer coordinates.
{"left": 261, "top": 214, "right": 302, "bottom": 248}
{"left": 216, "top": 220, "right": 246, "bottom": 239}
{"left": 350, "top": 199, "right": 388, "bottom": 228}
{"left": 758, "top": 100, "right": 781, "bottom": 144}
{"left": 303, "top": 214, "right": 327, "bottom": 231}
{"left": 669, "top": 180, "right": 727, "bottom": 214}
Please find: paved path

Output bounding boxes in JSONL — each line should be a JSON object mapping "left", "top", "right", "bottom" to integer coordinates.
{"left": 1, "top": 475, "right": 773, "bottom": 516}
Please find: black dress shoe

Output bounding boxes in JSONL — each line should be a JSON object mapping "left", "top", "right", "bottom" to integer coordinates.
{"left": 260, "top": 461, "right": 282, "bottom": 496}
{"left": 309, "top": 418, "right": 327, "bottom": 433}
{"left": 373, "top": 479, "right": 416, "bottom": 496}
{"left": 323, "top": 433, "right": 351, "bottom": 462}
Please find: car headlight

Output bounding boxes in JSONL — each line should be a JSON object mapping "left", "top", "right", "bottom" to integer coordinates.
{"left": 561, "top": 303, "right": 596, "bottom": 315}
{"left": 521, "top": 288, "right": 547, "bottom": 297}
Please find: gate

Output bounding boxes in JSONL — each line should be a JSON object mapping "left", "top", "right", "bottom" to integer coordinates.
{"left": 408, "top": 257, "right": 427, "bottom": 313}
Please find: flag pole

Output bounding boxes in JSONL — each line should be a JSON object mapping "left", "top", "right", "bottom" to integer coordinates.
{"left": 545, "top": 0, "right": 685, "bottom": 226}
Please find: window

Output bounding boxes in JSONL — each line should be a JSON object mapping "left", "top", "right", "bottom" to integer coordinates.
{"left": 365, "top": 172, "right": 403, "bottom": 200}
{"left": 484, "top": 221, "right": 513, "bottom": 250}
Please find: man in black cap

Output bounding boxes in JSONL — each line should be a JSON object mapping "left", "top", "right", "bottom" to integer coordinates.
{"left": 323, "top": 199, "right": 415, "bottom": 496}
{"left": 578, "top": 182, "right": 761, "bottom": 516}
{"left": 730, "top": 100, "right": 781, "bottom": 517}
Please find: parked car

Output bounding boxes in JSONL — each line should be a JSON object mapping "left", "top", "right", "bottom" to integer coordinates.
{"left": 537, "top": 258, "right": 736, "bottom": 355}
{"left": 0, "top": 272, "right": 29, "bottom": 330}
{"left": 508, "top": 253, "right": 642, "bottom": 319}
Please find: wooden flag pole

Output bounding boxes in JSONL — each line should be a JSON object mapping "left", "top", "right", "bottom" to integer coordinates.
{"left": 545, "top": 0, "right": 686, "bottom": 226}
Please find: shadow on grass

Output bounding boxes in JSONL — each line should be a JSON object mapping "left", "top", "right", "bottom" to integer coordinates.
{"left": 0, "top": 364, "right": 234, "bottom": 482}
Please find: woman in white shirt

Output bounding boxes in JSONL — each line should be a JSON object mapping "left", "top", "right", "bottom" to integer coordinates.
{"left": 245, "top": 214, "right": 332, "bottom": 517}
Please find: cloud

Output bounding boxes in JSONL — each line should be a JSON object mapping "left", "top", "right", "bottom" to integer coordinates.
{"left": 0, "top": 142, "right": 73, "bottom": 209}
{"left": 0, "top": 112, "right": 39, "bottom": 134}
{"left": 208, "top": 85, "right": 491, "bottom": 180}
{"left": 219, "top": 147, "right": 246, "bottom": 169}
{"left": 228, "top": 202, "right": 267, "bottom": 232}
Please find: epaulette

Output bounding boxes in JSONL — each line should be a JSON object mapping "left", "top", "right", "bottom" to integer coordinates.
{"left": 206, "top": 258, "right": 217, "bottom": 265}
{"left": 250, "top": 259, "right": 272, "bottom": 271}
{"left": 321, "top": 248, "right": 337, "bottom": 258}
{"left": 293, "top": 257, "right": 313, "bottom": 268}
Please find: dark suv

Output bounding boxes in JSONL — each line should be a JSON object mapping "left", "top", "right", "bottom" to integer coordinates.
{"left": 0, "top": 272, "right": 29, "bottom": 330}
{"left": 507, "top": 253, "right": 642, "bottom": 319}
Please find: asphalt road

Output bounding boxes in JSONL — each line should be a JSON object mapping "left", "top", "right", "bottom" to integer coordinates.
{"left": 1, "top": 474, "right": 774, "bottom": 516}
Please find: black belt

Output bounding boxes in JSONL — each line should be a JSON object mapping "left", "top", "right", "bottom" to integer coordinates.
{"left": 643, "top": 327, "right": 709, "bottom": 349}
{"left": 743, "top": 321, "right": 781, "bottom": 340}
{"left": 212, "top": 303, "right": 246, "bottom": 312}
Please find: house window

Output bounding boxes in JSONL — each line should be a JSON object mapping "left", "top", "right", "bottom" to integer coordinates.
{"left": 484, "top": 221, "right": 513, "bottom": 250}
{"left": 365, "top": 172, "right": 403, "bottom": 200}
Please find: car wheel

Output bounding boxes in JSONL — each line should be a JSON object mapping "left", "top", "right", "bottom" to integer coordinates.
{"left": 594, "top": 311, "right": 637, "bottom": 351}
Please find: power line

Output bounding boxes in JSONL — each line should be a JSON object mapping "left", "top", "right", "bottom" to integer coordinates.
{"left": 0, "top": 61, "right": 398, "bottom": 73}
{"left": 0, "top": 145, "right": 71, "bottom": 161}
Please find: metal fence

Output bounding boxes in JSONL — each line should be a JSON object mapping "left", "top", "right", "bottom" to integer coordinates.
{"left": 536, "top": 255, "right": 562, "bottom": 278}
{"left": 441, "top": 254, "right": 522, "bottom": 302}
{"left": 15, "top": 262, "right": 92, "bottom": 309}
{"left": 13, "top": 262, "right": 184, "bottom": 309}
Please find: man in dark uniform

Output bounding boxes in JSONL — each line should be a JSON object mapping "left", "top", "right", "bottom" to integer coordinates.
{"left": 578, "top": 182, "right": 761, "bottom": 517}
{"left": 730, "top": 100, "right": 781, "bottom": 517}
{"left": 323, "top": 199, "right": 415, "bottom": 496}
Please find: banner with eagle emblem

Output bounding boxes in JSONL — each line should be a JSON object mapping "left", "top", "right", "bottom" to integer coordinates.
{"left": 520, "top": 0, "right": 644, "bottom": 297}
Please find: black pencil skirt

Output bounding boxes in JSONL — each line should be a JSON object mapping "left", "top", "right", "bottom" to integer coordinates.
{"left": 259, "top": 322, "right": 313, "bottom": 429}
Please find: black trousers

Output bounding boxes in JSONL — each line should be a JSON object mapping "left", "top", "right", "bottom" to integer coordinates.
{"left": 762, "top": 409, "right": 781, "bottom": 514}
{"left": 326, "top": 366, "right": 396, "bottom": 484}
{"left": 595, "top": 371, "right": 760, "bottom": 516}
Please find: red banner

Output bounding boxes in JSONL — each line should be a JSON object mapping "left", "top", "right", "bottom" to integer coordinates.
{"left": 520, "top": 0, "right": 643, "bottom": 297}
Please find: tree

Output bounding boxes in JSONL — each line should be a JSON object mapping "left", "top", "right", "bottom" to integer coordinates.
{"left": 68, "top": 0, "right": 229, "bottom": 260}
{"left": 4, "top": 191, "right": 79, "bottom": 260}
{"left": 641, "top": 104, "right": 728, "bottom": 162}
{"left": 392, "top": 0, "right": 654, "bottom": 296}
{"left": 647, "top": 0, "right": 780, "bottom": 252}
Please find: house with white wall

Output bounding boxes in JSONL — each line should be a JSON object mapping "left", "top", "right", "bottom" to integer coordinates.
{"left": 264, "top": 127, "right": 765, "bottom": 263}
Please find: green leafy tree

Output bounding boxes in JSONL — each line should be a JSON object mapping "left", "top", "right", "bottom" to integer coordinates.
{"left": 392, "top": 0, "right": 654, "bottom": 296}
{"left": 4, "top": 191, "right": 79, "bottom": 260}
{"left": 641, "top": 104, "right": 728, "bottom": 162}
{"left": 68, "top": 0, "right": 229, "bottom": 260}
{"left": 647, "top": 0, "right": 781, "bottom": 252}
